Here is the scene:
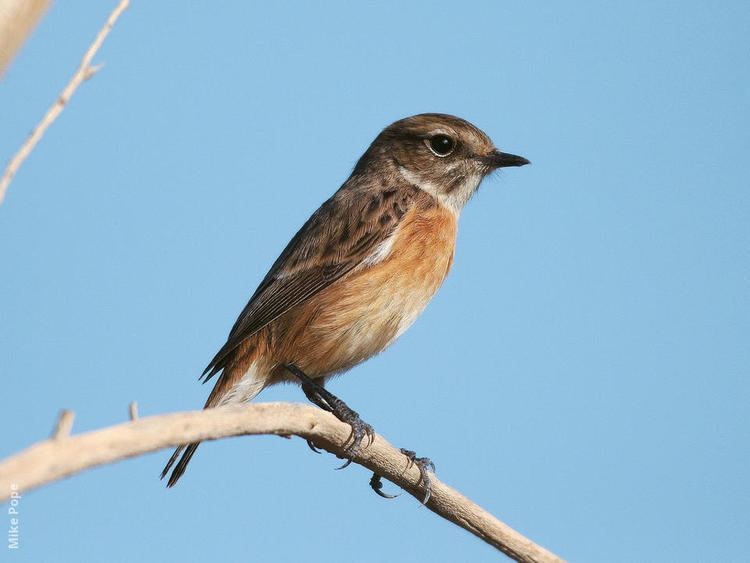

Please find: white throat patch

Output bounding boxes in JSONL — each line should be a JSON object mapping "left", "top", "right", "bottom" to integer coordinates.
{"left": 398, "top": 165, "right": 480, "bottom": 216}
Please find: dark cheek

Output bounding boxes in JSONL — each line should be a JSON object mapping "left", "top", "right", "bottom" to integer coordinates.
{"left": 445, "top": 175, "right": 465, "bottom": 193}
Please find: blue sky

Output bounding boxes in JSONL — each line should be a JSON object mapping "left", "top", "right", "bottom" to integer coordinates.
{"left": 1, "top": 1, "right": 748, "bottom": 561}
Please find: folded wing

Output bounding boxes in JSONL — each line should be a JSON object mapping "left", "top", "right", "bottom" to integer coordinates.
{"left": 200, "top": 184, "right": 421, "bottom": 383}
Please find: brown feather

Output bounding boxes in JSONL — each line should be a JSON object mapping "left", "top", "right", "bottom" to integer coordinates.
{"left": 200, "top": 182, "right": 423, "bottom": 383}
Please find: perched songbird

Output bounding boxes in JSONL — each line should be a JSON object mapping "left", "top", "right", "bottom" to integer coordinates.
{"left": 161, "top": 113, "right": 529, "bottom": 493}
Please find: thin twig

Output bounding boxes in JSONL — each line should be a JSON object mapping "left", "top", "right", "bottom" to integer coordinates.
{"left": 0, "top": 403, "right": 564, "bottom": 563}
{"left": 50, "top": 409, "right": 75, "bottom": 440}
{"left": 128, "top": 401, "right": 138, "bottom": 421}
{"left": 0, "top": 0, "right": 129, "bottom": 205}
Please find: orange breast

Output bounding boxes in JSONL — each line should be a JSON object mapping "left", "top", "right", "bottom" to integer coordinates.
{"left": 270, "top": 203, "right": 457, "bottom": 378}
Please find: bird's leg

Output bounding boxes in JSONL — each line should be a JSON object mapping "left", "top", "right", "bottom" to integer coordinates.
{"left": 299, "top": 379, "right": 329, "bottom": 453}
{"left": 285, "top": 364, "right": 374, "bottom": 467}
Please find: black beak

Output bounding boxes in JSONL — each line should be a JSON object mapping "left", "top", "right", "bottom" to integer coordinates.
{"left": 481, "top": 150, "right": 530, "bottom": 169}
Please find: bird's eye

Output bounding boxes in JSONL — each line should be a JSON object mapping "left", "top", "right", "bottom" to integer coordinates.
{"left": 427, "top": 134, "right": 455, "bottom": 157}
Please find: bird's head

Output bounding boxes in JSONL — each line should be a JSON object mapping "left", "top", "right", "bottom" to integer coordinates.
{"left": 355, "top": 113, "right": 529, "bottom": 213}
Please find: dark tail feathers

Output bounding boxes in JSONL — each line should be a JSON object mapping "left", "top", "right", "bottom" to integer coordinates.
{"left": 160, "top": 442, "right": 200, "bottom": 487}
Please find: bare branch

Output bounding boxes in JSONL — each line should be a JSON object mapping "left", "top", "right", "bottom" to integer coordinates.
{"left": 0, "top": 0, "right": 129, "bottom": 205}
{"left": 0, "top": 402, "right": 564, "bottom": 563}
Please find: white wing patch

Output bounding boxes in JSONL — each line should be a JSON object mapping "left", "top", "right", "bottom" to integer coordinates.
{"left": 362, "top": 227, "right": 399, "bottom": 266}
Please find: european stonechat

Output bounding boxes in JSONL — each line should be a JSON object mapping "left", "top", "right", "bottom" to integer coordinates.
{"left": 162, "top": 113, "right": 529, "bottom": 492}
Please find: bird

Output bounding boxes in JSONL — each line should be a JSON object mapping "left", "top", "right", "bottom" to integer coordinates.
{"left": 161, "top": 113, "right": 529, "bottom": 495}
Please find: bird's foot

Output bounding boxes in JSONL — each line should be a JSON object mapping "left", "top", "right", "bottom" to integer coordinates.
{"left": 328, "top": 401, "right": 375, "bottom": 469}
{"left": 305, "top": 440, "right": 322, "bottom": 453}
{"left": 369, "top": 448, "right": 436, "bottom": 504}
{"left": 285, "top": 364, "right": 375, "bottom": 468}
{"left": 369, "top": 473, "right": 399, "bottom": 499}
{"left": 400, "top": 448, "right": 435, "bottom": 504}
